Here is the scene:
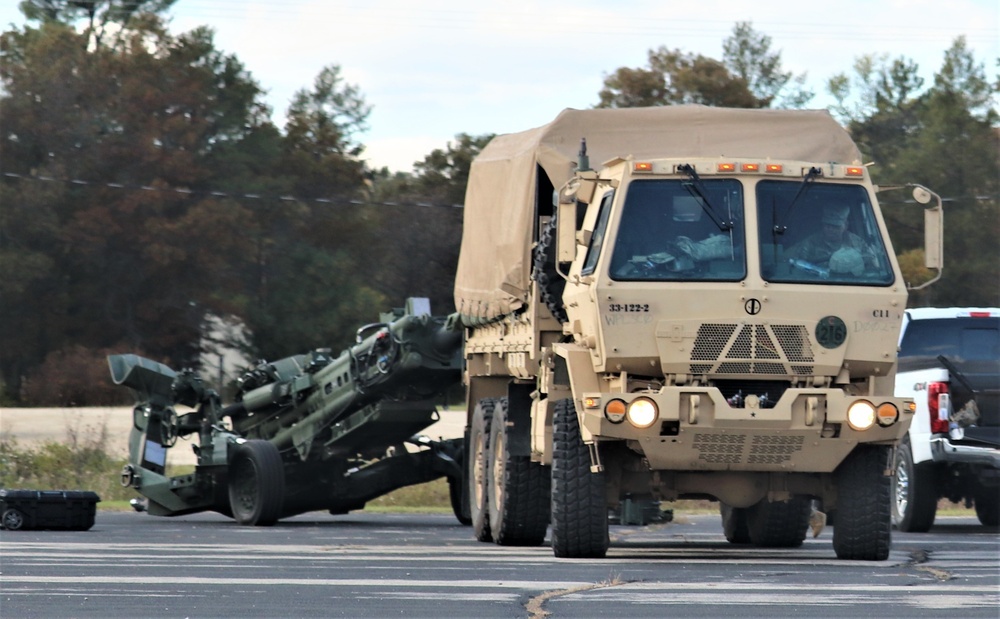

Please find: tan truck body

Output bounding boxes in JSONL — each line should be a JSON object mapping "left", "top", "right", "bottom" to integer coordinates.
{"left": 458, "top": 106, "right": 925, "bottom": 559}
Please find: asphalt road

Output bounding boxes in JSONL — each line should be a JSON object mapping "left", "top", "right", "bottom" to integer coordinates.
{"left": 1, "top": 510, "right": 997, "bottom": 618}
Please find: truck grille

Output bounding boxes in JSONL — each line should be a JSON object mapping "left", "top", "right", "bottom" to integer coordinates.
{"left": 693, "top": 433, "right": 805, "bottom": 466}
{"left": 690, "top": 323, "right": 814, "bottom": 376}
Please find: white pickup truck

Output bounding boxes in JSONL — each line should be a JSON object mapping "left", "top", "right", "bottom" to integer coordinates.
{"left": 892, "top": 307, "right": 1000, "bottom": 531}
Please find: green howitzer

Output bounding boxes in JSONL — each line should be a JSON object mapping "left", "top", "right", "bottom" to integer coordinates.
{"left": 108, "top": 298, "right": 467, "bottom": 525}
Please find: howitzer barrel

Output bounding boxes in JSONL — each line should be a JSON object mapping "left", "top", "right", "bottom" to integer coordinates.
{"left": 231, "top": 306, "right": 463, "bottom": 455}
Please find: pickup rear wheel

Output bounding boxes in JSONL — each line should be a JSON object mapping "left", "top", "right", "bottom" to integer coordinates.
{"left": 468, "top": 398, "right": 495, "bottom": 542}
{"left": 551, "top": 398, "right": 608, "bottom": 558}
{"left": 973, "top": 485, "right": 999, "bottom": 527}
{"left": 892, "top": 441, "right": 937, "bottom": 532}
{"left": 487, "top": 398, "right": 551, "bottom": 546}
{"left": 228, "top": 440, "right": 285, "bottom": 526}
{"left": 833, "top": 446, "right": 892, "bottom": 560}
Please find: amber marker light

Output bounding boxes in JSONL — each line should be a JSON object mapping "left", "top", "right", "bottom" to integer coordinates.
{"left": 765, "top": 163, "right": 783, "bottom": 173}
{"left": 741, "top": 163, "right": 760, "bottom": 173}
{"left": 583, "top": 396, "right": 600, "bottom": 409}
{"left": 604, "top": 399, "right": 626, "bottom": 424}
{"left": 717, "top": 163, "right": 736, "bottom": 172}
{"left": 634, "top": 162, "right": 653, "bottom": 172}
{"left": 845, "top": 166, "right": 864, "bottom": 177}
{"left": 876, "top": 402, "right": 900, "bottom": 427}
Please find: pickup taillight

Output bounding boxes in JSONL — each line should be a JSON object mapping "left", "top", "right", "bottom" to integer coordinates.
{"left": 927, "top": 381, "right": 950, "bottom": 434}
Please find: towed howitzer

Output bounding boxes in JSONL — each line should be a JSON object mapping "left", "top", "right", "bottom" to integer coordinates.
{"left": 108, "top": 298, "right": 467, "bottom": 525}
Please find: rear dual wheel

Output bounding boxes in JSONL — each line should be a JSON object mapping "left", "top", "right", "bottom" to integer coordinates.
{"left": 487, "top": 398, "right": 550, "bottom": 546}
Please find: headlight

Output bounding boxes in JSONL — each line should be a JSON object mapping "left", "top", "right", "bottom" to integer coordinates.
{"left": 626, "top": 398, "right": 658, "bottom": 429}
{"left": 604, "top": 399, "right": 626, "bottom": 424}
{"left": 846, "top": 400, "right": 876, "bottom": 431}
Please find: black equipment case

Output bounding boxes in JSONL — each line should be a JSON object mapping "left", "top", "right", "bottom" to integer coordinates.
{"left": 0, "top": 489, "right": 101, "bottom": 531}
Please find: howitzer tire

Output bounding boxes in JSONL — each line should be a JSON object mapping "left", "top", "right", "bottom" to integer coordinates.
{"left": 551, "top": 398, "right": 609, "bottom": 558}
{"left": 228, "top": 440, "right": 285, "bottom": 526}
{"left": 973, "top": 485, "right": 999, "bottom": 527}
{"left": 487, "top": 398, "right": 550, "bottom": 546}
{"left": 720, "top": 502, "right": 750, "bottom": 544}
{"left": 746, "top": 497, "right": 810, "bottom": 547}
{"left": 892, "top": 440, "right": 937, "bottom": 532}
{"left": 469, "top": 398, "right": 495, "bottom": 542}
{"left": 448, "top": 475, "right": 471, "bottom": 526}
{"left": 1, "top": 508, "right": 25, "bottom": 531}
{"left": 833, "top": 446, "right": 892, "bottom": 560}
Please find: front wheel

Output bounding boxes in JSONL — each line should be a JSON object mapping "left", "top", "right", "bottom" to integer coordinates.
{"left": 228, "top": 440, "right": 285, "bottom": 526}
{"left": 892, "top": 441, "right": 937, "bottom": 532}
{"left": 833, "top": 446, "right": 892, "bottom": 560}
{"left": 550, "top": 398, "right": 608, "bottom": 558}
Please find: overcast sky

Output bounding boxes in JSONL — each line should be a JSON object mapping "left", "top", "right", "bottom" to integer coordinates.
{"left": 2, "top": 1, "right": 998, "bottom": 173}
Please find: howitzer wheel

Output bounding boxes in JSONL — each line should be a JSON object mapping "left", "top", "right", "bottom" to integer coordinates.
{"left": 228, "top": 440, "right": 285, "bottom": 526}
{"left": 468, "top": 398, "right": 495, "bottom": 542}
{"left": 487, "top": 397, "right": 550, "bottom": 546}
{"left": 448, "top": 475, "right": 471, "bottom": 526}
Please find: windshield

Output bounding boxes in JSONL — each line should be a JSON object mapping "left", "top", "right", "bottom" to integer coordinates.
{"left": 609, "top": 179, "right": 744, "bottom": 281}
{"left": 757, "top": 181, "right": 893, "bottom": 285}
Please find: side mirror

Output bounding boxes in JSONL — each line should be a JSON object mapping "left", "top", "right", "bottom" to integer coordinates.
{"left": 911, "top": 184, "right": 943, "bottom": 290}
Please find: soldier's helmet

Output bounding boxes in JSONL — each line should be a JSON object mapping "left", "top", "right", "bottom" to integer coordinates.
{"left": 829, "top": 247, "right": 865, "bottom": 276}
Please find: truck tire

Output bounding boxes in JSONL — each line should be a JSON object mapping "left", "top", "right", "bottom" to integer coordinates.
{"left": 746, "top": 497, "right": 810, "bottom": 547}
{"left": 892, "top": 441, "right": 937, "bottom": 532}
{"left": 468, "top": 398, "right": 495, "bottom": 542}
{"left": 228, "top": 439, "right": 285, "bottom": 526}
{"left": 720, "top": 502, "right": 750, "bottom": 544}
{"left": 833, "top": 446, "right": 892, "bottom": 560}
{"left": 532, "top": 214, "right": 567, "bottom": 323}
{"left": 487, "top": 398, "right": 550, "bottom": 546}
{"left": 551, "top": 398, "right": 609, "bottom": 558}
{"left": 973, "top": 485, "right": 999, "bottom": 527}
{"left": 1, "top": 508, "right": 25, "bottom": 531}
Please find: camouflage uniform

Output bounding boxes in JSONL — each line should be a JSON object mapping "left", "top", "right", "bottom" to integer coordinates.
{"left": 786, "top": 231, "right": 877, "bottom": 271}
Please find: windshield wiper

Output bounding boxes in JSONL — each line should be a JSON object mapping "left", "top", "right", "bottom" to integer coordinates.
{"left": 677, "top": 163, "right": 733, "bottom": 231}
{"left": 773, "top": 166, "right": 822, "bottom": 235}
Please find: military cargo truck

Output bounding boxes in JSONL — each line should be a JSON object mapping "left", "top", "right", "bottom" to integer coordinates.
{"left": 456, "top": 106, "right": 944, "bottom": 560}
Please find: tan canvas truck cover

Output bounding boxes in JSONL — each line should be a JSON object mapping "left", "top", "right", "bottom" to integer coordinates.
{"left": 454, "top": 105, "right": 863, "bottom": 323}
